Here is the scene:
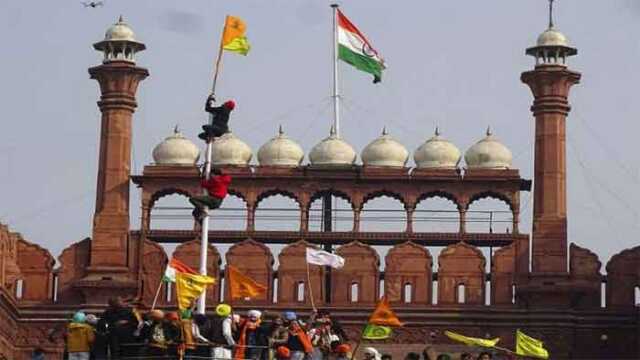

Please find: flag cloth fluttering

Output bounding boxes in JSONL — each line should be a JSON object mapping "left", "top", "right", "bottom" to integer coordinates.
{"left": 337, "top": 9, "right": 386, "bottom": 83}
{"left": 306, "top": 248, "right": 345, "bottom": 269}
{"left": 222, "top": 15, "right": 251, "bottom": 55}
{"left": 175, "top": 272, "right": 215, "bottom": 310}
{"left": 228, "top": 265, "right": 268, "bottom": 299}
{"left": 445, "top": 331, "right": 500, "bottom": 348}
{"left": 516, "top": 330, "right": 549, "bottom": 359}
{"left": 163, "top": 258, "right": 198, "bottom": 283}
{"left": 362, "top": 324, "right": 392, "bottom": 340}
{"left": 368, "top": 296, "right": 403, "bottom": 327}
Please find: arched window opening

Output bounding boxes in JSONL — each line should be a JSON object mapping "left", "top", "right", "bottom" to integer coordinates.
{"left": 635, "top": 286, "right": 640, "bottom": 306}
{"left": 219, "top": 277, "right": 226, "bottom": 303}
{"left": 379, "top": 279, "right": 385, "bottom": 298}
{"left": 15, "top": 279, "right": 23, "bottom": 299}
{"left": 457, "top": 283, "right": 466, "bottom": 304}
{"left": 361, "top": 195, "right": 406, "bottom": 232}
{"left": 255, "top": 194, "right": 300, "bottom": 231}
{"left": 53, "top": 274, "right": 59, "bottom": 303}
{"left": 210, "top": 194, "right": 247, "bottom": 231}
{"left": 466, "top": 197, "right": 513, "bottom": 233}
{"left": 308, "top": 195, "right": 353, "bottom": 231}
{"left": 165, "top": 282, "right": 172, "bottom": 302}
{"left": 150, "top": 194, "right": 196, "bottom": 230}
{"left": 350, "top": 282, "right": 360, "bottom": 303}
{"left": 404, "top": 283, "right": 413, "bottom": 303}
{"left": 600, "top": 282, "right": 606, "bottom": 308}
{"left": 297, "top": 281, "right": 305, "bottom": 302}
{"left": 485, "top": 280, "right": 491, "bottom": 305}
{"left": 413, "top": 195, "right": 460, "bottom": 233}
{"left": 512, "top": 284, "right": 517, "bottom": 304}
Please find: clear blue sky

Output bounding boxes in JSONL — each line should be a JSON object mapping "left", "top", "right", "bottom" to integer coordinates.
{"left": 1, "top": 0, "right": 639, "bottom": 270}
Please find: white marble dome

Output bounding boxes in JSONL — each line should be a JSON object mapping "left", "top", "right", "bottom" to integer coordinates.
{"left": 536, "top": 28, "right": 569, "bottom": 47}
{"left": 105, "top": 16, "right": 138, "bottom": 42}
{"left": 413, "top": 128, "right": 461, "bottom": 169}
{"left": 464, "top": 128, "right": 513, "bottom": 169}
{"left": 257, "top": 126, "right": 304, "bottom": 166}
{"left": 210, "top": 132, "right": 253, "bottom": 166}
{"left": 152, "top": 126, "right": 200, "bottom": 165}
{"left": 309, "top": 127, "right": 357, "bottom": 166}
{"left": 361, "top": 127, "right": 408, "bottom": 167}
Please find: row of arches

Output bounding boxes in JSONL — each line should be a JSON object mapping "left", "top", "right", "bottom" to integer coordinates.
{"left": 148, "top": 193, "right": 516, "bottom": 234}
{"left": 139, "top": 239, "right": 520, "bottom": 307}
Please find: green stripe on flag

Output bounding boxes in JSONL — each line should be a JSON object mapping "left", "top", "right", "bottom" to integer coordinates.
{"left": 362, "top": 324, "right": 392, "bottom": 340}
{"left": 338, "top": 45, "right": 383, "bottom": 83}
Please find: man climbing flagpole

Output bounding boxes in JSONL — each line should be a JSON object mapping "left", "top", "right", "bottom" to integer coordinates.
{"left": 194, "top": 15, "right": 250, "bottom": 314}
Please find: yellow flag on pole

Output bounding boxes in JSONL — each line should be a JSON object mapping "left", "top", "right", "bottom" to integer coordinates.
{"left": 221, "top": 15, "right": 251, "bottom": 55}
{"left": 516, "top": 330, "right": 549, "bottom": 359}
{"left": 445, "top": 331, "right": 500, "bottom": 348}
{"left": 175, "top": 272, "right": 215, "bottom": 310}
{"left": 228, "top": 265, "right": 267, "bottom": 300}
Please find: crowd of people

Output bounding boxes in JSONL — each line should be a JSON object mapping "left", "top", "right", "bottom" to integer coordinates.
{"left": 50, "top": 297, "right": 501, "bottom": 360}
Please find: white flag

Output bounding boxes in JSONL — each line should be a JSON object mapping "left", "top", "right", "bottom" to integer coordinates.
{"left": 306, "top": 248, "right": 345, "bottom": 269}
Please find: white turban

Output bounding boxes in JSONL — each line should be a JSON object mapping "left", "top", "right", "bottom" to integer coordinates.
{"left": 247, "top": 310, "right": 262, "bottom": 319}
{"left": 363, "top": 347, "right": 381, "bottom": 360}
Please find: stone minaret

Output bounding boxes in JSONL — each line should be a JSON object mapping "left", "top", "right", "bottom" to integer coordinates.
{"left": 78, "top": 17, "right": 148, "bottom": 301}
{"left": 521, "top": 2, "right": 580, "bottom": 275}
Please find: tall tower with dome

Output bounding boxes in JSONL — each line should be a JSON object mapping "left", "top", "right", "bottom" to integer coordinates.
{"left": 0, "top": 5, "right": 639, "bottom": 359}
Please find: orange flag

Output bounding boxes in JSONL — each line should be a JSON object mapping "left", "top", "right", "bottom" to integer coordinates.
{"left": 228, "top": 265, "right": 267, "bottom": 299}
{"left": 368, "top": 296, "right": 403, "bottom": 327}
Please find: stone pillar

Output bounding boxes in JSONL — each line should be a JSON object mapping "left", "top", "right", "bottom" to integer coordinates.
{"left": 246, "top": 205, "right": 256, "bottom": 232}
{"left": 300, "top": 208, "right": 309, "bottom": 232}
{"left": 522, "top": 65, "right": 580, "bottom": 273}
{"left": 352, "top": 207, "right": 362, "bottom": 232}
{"left": 405, "top": 206, "right": 414, "bottom": 233}
{"left": 459, "top": 208, "right": 467, "bottom": 233}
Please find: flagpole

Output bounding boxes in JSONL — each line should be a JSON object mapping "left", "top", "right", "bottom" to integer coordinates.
{"left": 331, "top": 3, "right": 340, "bottom": 137}
{"left": 306, "top": 260, "right": 317, "bottom": 311}
{"left": 197, "top": 16, "right": 228, "bottom": 315}
{"left": 151, "top": 279, "right": 163, "bottom": 310}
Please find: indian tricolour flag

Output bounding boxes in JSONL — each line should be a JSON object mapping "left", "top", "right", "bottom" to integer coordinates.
{"left": 337, "top": 9, "right": 386, "bottom": 83}
{"left": 163, "top": 258, "right": 198, "bottom": 282}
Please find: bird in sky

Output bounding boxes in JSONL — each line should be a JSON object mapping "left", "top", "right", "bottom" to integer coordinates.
{"left": 81, "top": 1, "right": 104, "bottom": 8}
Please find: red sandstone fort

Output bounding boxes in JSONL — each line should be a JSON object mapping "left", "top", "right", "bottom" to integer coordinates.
{"left": 0, "top": 11, "right": 639, "bottom": 360}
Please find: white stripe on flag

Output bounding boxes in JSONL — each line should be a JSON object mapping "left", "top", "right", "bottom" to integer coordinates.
{"left": 306, "top": 248, "right": 345, "bottom": 269}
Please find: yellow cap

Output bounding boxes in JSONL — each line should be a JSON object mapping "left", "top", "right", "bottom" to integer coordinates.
{"left": 216, "top": 304, "right": 232, "bottom": 317}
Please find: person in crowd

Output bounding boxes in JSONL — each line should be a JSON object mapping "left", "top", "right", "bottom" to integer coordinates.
{"left": 102, "top": 297, "right": 138, "bottom": 358}
{"left": 422, "top": 346, "right": 437, "bottom": 360}
{"left": 405, "top": 353, "right": 420, "bottom": 360}
{"left": 308, "top": 313, "right": 339, "bottom": 360}
{"left": 381, "top": 354, "right": 392, "bottom": 360}
{"left": 275, "top": 346, "right": 292, "bottom": 360}
{"left": 31, "top": 348, "right": 45, "bottom": 360}
{"left": 190, "top": 168, "right": 232, "bottom": 223}
{"left": 65, "top": 312, "right": 95, "bottom": 360}
{"left": 164, "top": 311, "right": 183, "bottom": 359}
{"left": 269, "top": 315, "right": 289, "bottom": 360}
{"left": 363, "top": 347, "right": 382, "bottom": 360}
{"left": 235, "top": 309, "right": 268, "bottom": 360}
{"left": 435, "top": 355, "right": 451, "bottom": 360}
{"left": 142, "top": 310, "right": 169, "bottom": 357}
{"left": 284, "top": 312, "right": 313, "bottom": 360}
{"left": 191, "top": 313, "right": 212, "bottom": 357}
{"left": 334, "top": 343, "right": 352, "bottom": 360}
{"left": 476, "top": 352, "right": 492, "bottom": 360}
{"left": 460, "top": 353, "right": 473, "bottom": 360}
{"left": 90, "top": 317, "right": 109, "bottom": 360}
{"left": 208, "top": 304, "right": 236, "bottom": 360}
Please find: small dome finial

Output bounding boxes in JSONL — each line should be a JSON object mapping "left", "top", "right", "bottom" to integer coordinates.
{"left": 548, "top": 0, "right": 555, "bottom": 29}
{"left": 486, "top": 126, "right": 492, "bottom": 136}
{"left": 174, "top": 124, "right": 180, "bottom": 134}
{"left": 329, "top": 124, "right": 337, "bottom": 137}
{"left": 435, "top": 126, "right": 441, "bottom": 136}
{"left": 278, "top": 124, "right": 284, "bottom": 135}
{"left": 382, "top": 126, "right": 388, "bottom": 136}
{"left": 118, "top": 15, "right": 124, "bottom": 23}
